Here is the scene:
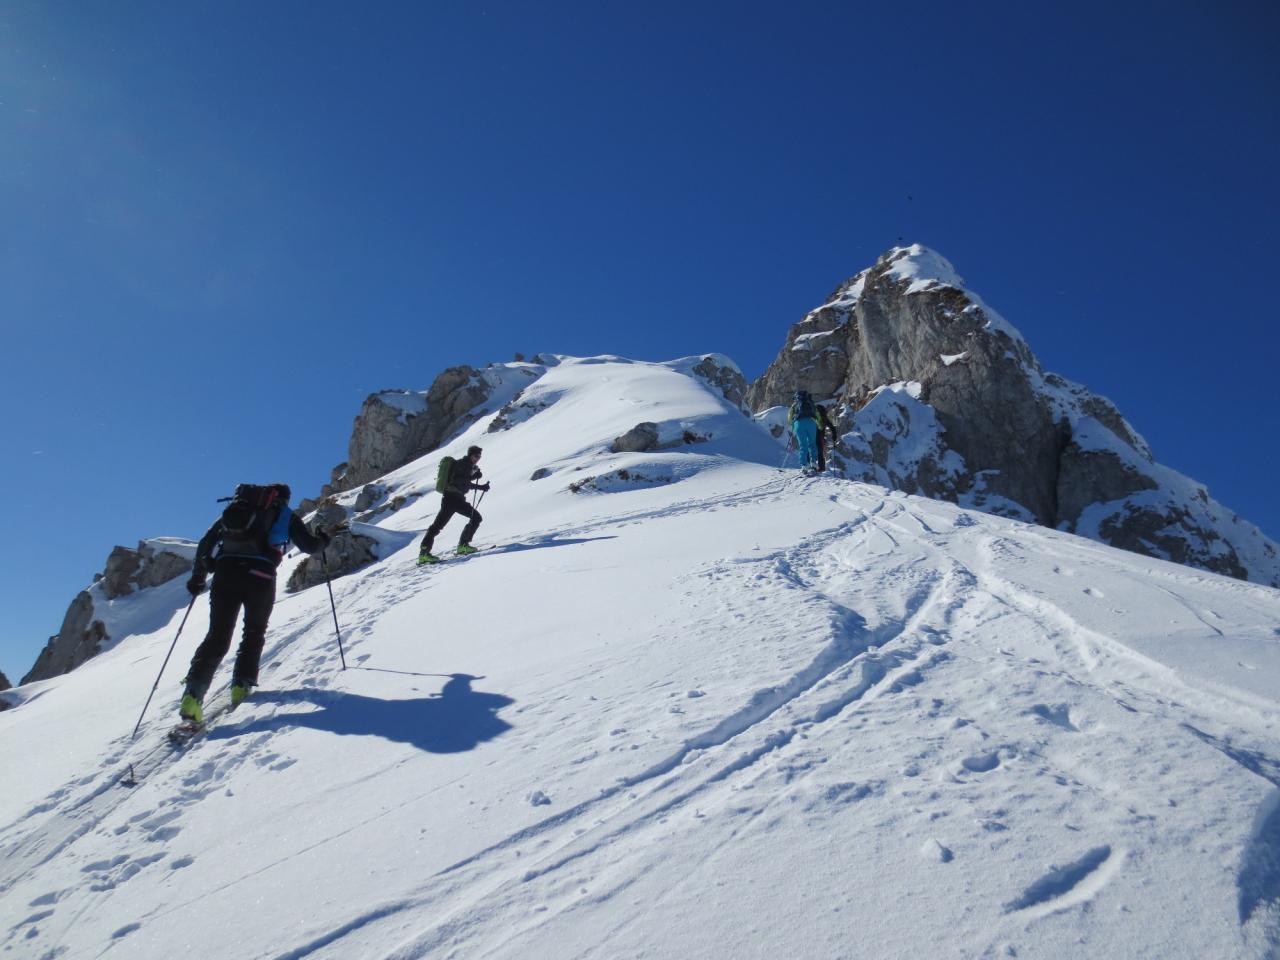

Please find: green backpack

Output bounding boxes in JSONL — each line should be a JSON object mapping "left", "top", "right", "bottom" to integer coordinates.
{"left": 435, "top": 456, "right": 455, "bottom": 493}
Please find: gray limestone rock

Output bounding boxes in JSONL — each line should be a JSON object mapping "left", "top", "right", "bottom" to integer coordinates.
{"left": 100, "top": 539, "right": 196, "bottom": 600}
{"left": 691, "top": 355, "right": 751, "bottom": 414}
{"left": 353, "top": 483, "right": 388, "bottom": 513}
{"left": 285, "top": 529, "right": 381, "bottom": 594}
{"left": 748, "top": 244, "right": 1280, "bottom": 587}
{"left": 332, "top": 365, "right": 493, "bottom": 493}
{"left": 22, "top": 591, "right": 109, "bottom": 685}
{"left": 22, "top": 539, "right": 194, "bottom": 684}
{"left": 611, "top": 422, "right": 661, "bottom": 454}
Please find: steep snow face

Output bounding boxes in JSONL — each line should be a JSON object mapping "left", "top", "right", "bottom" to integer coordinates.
{"left": 3, "top": 356, "right": 1280, "bottom": 960}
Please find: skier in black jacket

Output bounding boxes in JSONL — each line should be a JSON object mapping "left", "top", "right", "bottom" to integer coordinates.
{"left": 418, "top": 445, "right": 490, "bottom": 565}
{"left": 179, "top": 483, "right": 329, "bottom": 724}
{"left": 815, "top": 404, "right": 840, "bottom": 472}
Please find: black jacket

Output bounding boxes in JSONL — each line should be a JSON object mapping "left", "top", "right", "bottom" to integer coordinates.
{"left": 816, "top": 405, "right": 839, "bottom": 441}
{"left": 444, "top": 457, "right": 484, "bottom": 497}
{"left": 194, "top": 506, "right": 325, "bottom": 576}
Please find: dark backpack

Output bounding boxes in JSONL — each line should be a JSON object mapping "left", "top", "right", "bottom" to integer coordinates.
{"left": 793, "top": 390, "right": 816, "bottom": 420}
{"left": 218, "top": 484, "right": 282, "bottom": 554}
{"left": 435, "top": 456, "right": 455, "bottom": 494}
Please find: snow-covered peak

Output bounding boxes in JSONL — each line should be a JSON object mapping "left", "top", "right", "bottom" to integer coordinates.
{"left": 883, "top": 243, "right": 967, "bottom": 293}
{"left": 370, "top": 389, "right": 428, "bottom": 422}
{"left": 883, "top": 244, "right": 1026, "bottom": 344}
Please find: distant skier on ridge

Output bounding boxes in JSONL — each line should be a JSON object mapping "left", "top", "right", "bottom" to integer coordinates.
{"left": 788, "top": 389, "right": 820, "bottom": 474}
{"left": 180, "top": 483, "right": 331, "bottom": 724}
{"left": 418, "top": 445, "right": 491, "bottom": 565}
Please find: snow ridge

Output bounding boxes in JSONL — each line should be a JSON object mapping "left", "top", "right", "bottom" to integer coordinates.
{"left": 2, "top": 356, "right": 1279, "bottom": 960}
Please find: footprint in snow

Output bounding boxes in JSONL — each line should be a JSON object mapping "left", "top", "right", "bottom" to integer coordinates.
{"left": 527, "top": 790, "right": 552, "bottom": 806}
{"left": 1084, "top": 587, "right": 1105, "bottom": 598}
{"left": 1030, "top": 703, "right": 1079, "bottom": 732}
{"left": 960, "top": 752, "right": 1001, "bottom": 774}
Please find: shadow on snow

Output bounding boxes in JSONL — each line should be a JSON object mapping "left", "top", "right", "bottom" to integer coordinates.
{"left": 209, "top": 674, "right": 515, "bottom": 754}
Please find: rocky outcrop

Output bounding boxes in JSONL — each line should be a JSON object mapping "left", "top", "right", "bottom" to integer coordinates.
{"left": 22, "top": 539, "right": 196, "bottom": 685}
{"left": 749, "top": 245, "right": 1280, "bottom": 586}
{"left": 692, "top": 355, "right": 751, "bottom": 413}
{"left": 285, "top": 503, "right": 381, "bottom": 593}
{"left": 22, "top": 591, "right": 109, "bottom": 685}
{"left": 99, "top": 539, "right": 196, "bottom": 600}
{"left": 612, "top": 422, "right": 660, "bottom": 453}
{"left": 328, "top": 365, "right": 494, "bottom": 495}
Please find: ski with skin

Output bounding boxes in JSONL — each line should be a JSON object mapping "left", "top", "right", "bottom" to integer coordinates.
{"left": 415, "top": 544, "right": 500, "bottom": 568}
{"left": 118, "top": 697, "right": 237, "bottom": 786}
{"left": 165, "top": 698, "right": 240, "bottom": 747}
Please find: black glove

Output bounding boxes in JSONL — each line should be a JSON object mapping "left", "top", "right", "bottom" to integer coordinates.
{"left": 481, "top": 482, "right": 491, "bottom": 492}
{"left": 186, "top": 574, "right": 206, "bottom": 597}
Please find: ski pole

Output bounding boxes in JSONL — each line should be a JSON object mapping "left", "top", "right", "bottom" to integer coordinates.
{"left": 131, "top": 594, "right": 197, "bottom": 740}
{"left": 320, "top": 553, "right": 347, "bottom": 670}
{"left": 780, "top": 430, "right": 795, "bottom": 470}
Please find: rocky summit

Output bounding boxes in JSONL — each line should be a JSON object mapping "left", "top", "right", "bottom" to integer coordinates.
{"left": 748, "top": 245, "right": 1279, "bottom": 587}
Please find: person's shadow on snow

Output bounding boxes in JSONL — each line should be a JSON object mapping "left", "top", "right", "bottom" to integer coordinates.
{"left": 209, "top": 673, "right": 514, "bottom": 754}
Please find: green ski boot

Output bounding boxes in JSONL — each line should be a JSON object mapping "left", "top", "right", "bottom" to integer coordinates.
{"left": 456, "top": 543, "right": 479, "bottom": 556}
{"left": 417, "top": 551, "right": 439, "bottom": 566}
{"left": 179, "top": 693, "right": 204, "bottom": 725}
{"left": 230, "top": 683, "right": 251, "bottom": 708}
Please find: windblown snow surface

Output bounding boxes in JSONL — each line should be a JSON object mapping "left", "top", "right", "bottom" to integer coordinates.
{"left": 3, "top": 356, "right": 1280, "bottom": 960}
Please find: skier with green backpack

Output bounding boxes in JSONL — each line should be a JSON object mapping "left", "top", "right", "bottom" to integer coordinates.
{"left": 788, "top": 389, "right": 821, "bottom": 474}
{"left": 418, "top": 445, "right": 491, "bottom": 565}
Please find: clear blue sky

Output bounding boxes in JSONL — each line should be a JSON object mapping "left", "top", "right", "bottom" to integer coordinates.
{"left": 2, "top": 1, "right": 1277, "bottom": 682}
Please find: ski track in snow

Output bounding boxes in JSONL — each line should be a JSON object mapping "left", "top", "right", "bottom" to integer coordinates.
{"left": 0, "top": 600, "right": 335, "bottom": 902}
{"left": 227, "top": 490, "right": 1280, "bottom": 960}
{"left": 4, "top": 456, "right": 1280, "bottom": 959}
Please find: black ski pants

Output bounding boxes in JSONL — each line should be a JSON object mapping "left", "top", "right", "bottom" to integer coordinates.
{"left": 420, "top": 491, "right": 481, "bottom": 553}
{"left": 184, "top": 558, "right": 276, "bottom": 700}
{"left": 817, "top": 428, "right": 838, "bottom": 472}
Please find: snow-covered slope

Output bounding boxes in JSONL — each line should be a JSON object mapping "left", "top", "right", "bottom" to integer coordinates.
{"left": 3, "top": 357, "right": 1280, "bottom": 960}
